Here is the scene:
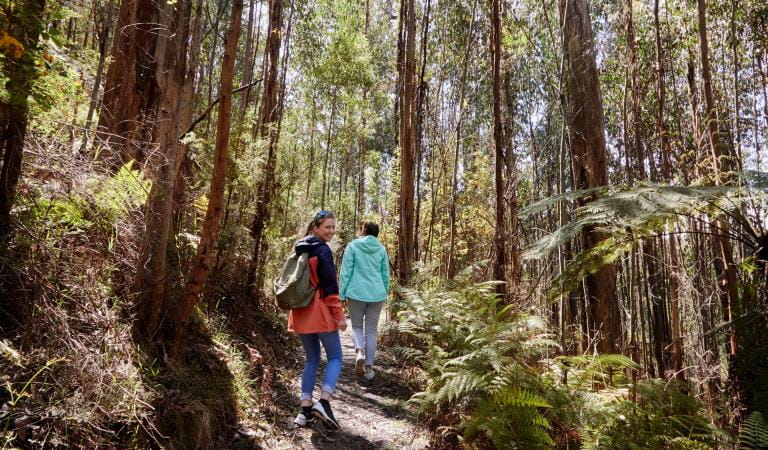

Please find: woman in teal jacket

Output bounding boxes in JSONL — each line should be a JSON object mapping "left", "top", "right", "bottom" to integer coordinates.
{"left": 339, "top": 222, "right": 390, "bottom": 380}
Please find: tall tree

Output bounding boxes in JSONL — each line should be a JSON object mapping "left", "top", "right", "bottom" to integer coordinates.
{"left": 0, "top": 0, "right": 46, "bottom": 237}
{"left": 489, "top": 0, "right": 507, "bottom": 297}
{"left": 559, "top": 0, "right": 621, "bottom": 353}
{"left": 248, "top": 0, "right": 284, "bottom": 299}
{"left": 624, "top": 0, "right": 670, "bottom": 377}
{"left": 80, "top": 0, "right": 115, "bottom": 154}
{"left": 447, "top": 0, "right": 478, "bottom": 279}
{"left": 652, "top": 0, "right": 683, "bottom": 378}
{"left": 397, "top": 0, "right": 417, "bottom": 285}
{"left": 174, "top": 0, "right": 243, "bottom": 345}
{"left": 356, "top": 0, "right": 371, "bottom": 224}
{"left": 133, "top": 0, "right": 195, "bottom": 339}
{"left": 95, "top": 0, "right": 163, "bottom": 169}
{"left": 413, "top": 0, "right": 430, "bottom": 261}
{"left": 697, "top": 0, "right": 739, "bottom": 357}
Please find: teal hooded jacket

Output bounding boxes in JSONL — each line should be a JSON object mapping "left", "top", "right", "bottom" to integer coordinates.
{"left": 339, "top": 235, "right": 390, "bottom": 302}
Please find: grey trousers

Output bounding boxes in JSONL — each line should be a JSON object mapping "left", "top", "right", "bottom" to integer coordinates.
{"left": 347, "top": 299, "right": 385, "bottom": 366}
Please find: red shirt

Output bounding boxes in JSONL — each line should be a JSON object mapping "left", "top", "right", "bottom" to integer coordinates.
{"left": 288, "top": 255, "right": 344, "bottom": 334}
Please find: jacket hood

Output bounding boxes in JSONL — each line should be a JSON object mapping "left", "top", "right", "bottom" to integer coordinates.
{"left": 354, "top": 235, "right": 384, "bottom": 254}
{"left": 295, "top": 235, "right": 323, "bottom": 254}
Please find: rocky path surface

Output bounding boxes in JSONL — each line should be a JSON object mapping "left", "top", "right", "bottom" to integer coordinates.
{"left": 265, "top": 320, "right": 429, "bottom": 449}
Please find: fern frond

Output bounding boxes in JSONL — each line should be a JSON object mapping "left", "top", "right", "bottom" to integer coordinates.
{"left": 436, "top": 371, "right": 488, "bottom": 404}
{"left": 524, "top": 183, "right": 765, "bottom": 297}
{"left": 667, "top": 437, "right": 713, "bottom": 450}
{"left": 740, "top": 411, "right": 768, "bottom": 449}
{"left": 594, "top": 354, "right": 639, "bottom": 370}
{"left": 391, "top": 346, "right": 424, "bottom": 363}
{"left": 494, "top": 387, "right": 551, "bottom": 409}
{"left": 520, "top": 186, "right": 608, "bottom": 217}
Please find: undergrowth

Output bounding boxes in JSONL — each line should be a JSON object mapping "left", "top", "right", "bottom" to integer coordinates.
{"left": 0, "top": 148, "right": 288, "bottom": 448}
{"left": 392, "top": 278, "right": 560, "bottom": 449}
{"left": 389, "top": 276, "right": 736, "bottom": 449}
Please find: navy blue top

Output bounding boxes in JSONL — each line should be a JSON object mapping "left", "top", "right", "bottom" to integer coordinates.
{"left": 295, "top": 236, "right": 339, "bottom": 297}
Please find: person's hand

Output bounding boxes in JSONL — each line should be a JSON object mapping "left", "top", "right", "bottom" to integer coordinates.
{"left": 337, "top": 319, "right": 348, "bottom": 331}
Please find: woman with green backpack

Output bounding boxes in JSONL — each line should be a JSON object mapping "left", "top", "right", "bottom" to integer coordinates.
{"left": 288, "top": 210, "right": 346, "bottom": 430}
{"left": 339, "top": 222, "right": 390, "bottom": 381}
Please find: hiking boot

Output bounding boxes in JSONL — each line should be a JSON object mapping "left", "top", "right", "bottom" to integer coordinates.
{"left": 364, "top": 365, "right": 375, "bottom": 381}
{"left": 293, "top": 407, "right": 315, "bottom": 427}
{"left": 312, "top": 399, "right": 340, "bottom": 430}
{"left": 355, "top": 349, "right": 365, "bottom": 377}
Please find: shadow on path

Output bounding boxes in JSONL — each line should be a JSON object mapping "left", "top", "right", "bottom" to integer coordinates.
{"left": 267, "top": 320, "right": 429, "bottom": 449}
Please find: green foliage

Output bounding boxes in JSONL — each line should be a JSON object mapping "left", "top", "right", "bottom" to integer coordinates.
{"left": 21, "top": 161, "right": 150, "bottom": 233}
{"left": 579, "top": 380, "right": 731, "bottom": 449}
{"left": 396, "top": 280, "right": 558, "bottom": 448}
{"left": 0, "top": 0, "right": 63, "bottom": 111}
{"left": 392, "top": 281, "right": 738, "bottom": 449}
{"left": 739, "top": 411, "right": 768, "bottom": 449}
{"left": 88, "top": 160, "right": 151, "bottom": 226}
{"left": 554, "top": 354, "right": 638, "bottom": 390}
{"left": 463, "top": 387, "right": 554, "bottom": 449}
{"left": 522, "top": 182, "right": 767, "bottom": 300}
{"left": 31, "top": 195, "right": 93, "bottom": 230}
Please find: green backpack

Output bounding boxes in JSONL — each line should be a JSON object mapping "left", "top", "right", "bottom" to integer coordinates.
{"left": 274, "top": 252, "right": 316, "bottom": 310}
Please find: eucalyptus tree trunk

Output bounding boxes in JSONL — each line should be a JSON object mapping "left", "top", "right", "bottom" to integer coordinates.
{"left": 413, "top": 0, "right": 431, "bottom": 262}
{"left": 96, "top": 0, "right": 163, "bottom": 170}
{"left": 653, "top": 0, "right": 672, "bottom": 181}
{"left": 321, "top": 95, "right": 337, "bottom": 209}
{"left": 248, "top": 0, "right": 284, "bottom": 300}
{"left": 397, "top": 0, "right": 417, "bottom": 286}
{"left": 489, "top": 0, "right": 507, "bottom": 298}
{"left": 238, "top": 0, "right": 258, "bottom": 121}
{"left": 356, "top": 0, "right": 370, "bottom": 224}
{"left": 730, "top": 0, "right": 742, "bottom": 166}
{"left": 169, "top": 0, "right": 205, "bottom": 285}
{"left": 0, "top": 0, "right": 46, "bottom": 238}
{"left": 174, "top": 0, "right": 243, "bottom": 345}
{"left": 306, "top": 96, "right": 317, "bottom": 202}
{"left": 559, "top": 0, "right": 621, "bottom": 353}
{"left": 625, "top": 0, "right": 670, "bottom": 376}
{"left": 501, "top": 2, "right": 521, "bottom": 288}
{"left": 697, "top": 0, "right": 739, "bottom": 357}
{"left": 652, "top": 0, "right": 683, "bottom": 378}
{"left": 447, "top": 0, "right": 478, "bottom": 279}
{"left": 357, "top": 101, "right": 366, "bottom": 222}
{"left": 253, "top": 0, "right": 292, "bottom": 293}
{"left": 133, "top": 0, "right": 194, "bottom": 339}
{"left": 80, "top": 0, "right": 114, "bottom": 154}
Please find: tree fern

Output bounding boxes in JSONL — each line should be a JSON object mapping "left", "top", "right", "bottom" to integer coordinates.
{"left": 522, "top": 181, "right": 768, "bottom": 300}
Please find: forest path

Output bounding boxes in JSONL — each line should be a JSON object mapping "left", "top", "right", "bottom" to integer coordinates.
{"left": 265, "top": 319, "right": 429, "bottom": 449}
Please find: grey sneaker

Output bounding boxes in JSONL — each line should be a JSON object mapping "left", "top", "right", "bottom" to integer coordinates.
{"left": 355, "top": 349, "right": 365, "bottom": 377}
{"left": 363, "top": 365, "right": 375, "bottom": 381}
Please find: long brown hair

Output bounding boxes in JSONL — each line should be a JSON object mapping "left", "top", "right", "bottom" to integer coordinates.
{"left": 304, "top": 210, "right": 335, "bottom": 236}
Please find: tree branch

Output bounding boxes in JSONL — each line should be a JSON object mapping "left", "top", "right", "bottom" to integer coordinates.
{"left": 178, "top": 78, "right": 263, "bottom": 141}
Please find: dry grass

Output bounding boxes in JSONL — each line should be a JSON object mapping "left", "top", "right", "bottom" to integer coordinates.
{"left": 0, "top": 141, "right": 275, "bottom": 448}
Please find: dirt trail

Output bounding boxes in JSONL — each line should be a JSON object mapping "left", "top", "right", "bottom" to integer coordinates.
{"left": 265, "top": 320, "right": 429, "bottom": 449}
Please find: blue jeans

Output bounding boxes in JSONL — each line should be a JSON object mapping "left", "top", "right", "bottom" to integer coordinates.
{"left": 298, "top": 331, "right": 342, "bottom": 401}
